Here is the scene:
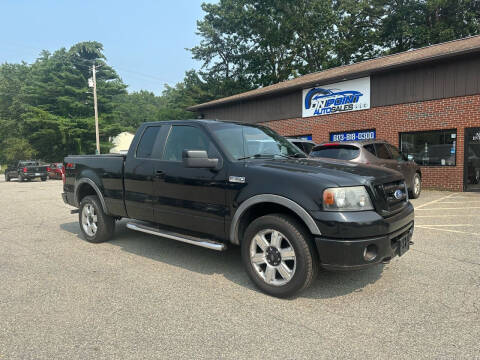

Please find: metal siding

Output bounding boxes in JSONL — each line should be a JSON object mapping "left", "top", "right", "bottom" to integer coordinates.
{"left": 372, "top": 56, "right": 480, "bottom": 107}
{"left": 201, "top": 91, "right": 301, "bottom": 123}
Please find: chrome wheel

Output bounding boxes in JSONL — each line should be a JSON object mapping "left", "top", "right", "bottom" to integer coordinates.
{"left": 249, "top": 229, "right": 296, "bottom": 286}
{"left": 81, "top": 204, "right": 98, "bottom": 237}
{"left": 414, "top": 175, "right": 421, "bottom": 196}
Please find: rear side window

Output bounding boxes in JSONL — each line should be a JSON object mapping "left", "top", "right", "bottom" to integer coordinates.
{"left": 374, "top": 143, "right": 392, "bottom": 159}
{"left": 292, "top": 142, "right": 305, "bottom": 153}
{"left": 310, "top": 145, "right": 360, "bottom": 160}
{"left": 363, "top": 144, "right": 376, "bottom": 156}
{"left": 386, "top": 144, "right": 403, "bottom": 161}
{"left": 136, "top": 126, "right": 161, "bottom": 158}
{"left": 302, "top": 143, "right": 315, "bottom": 154}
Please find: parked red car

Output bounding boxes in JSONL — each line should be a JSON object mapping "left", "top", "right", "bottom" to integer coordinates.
{"left": 48, "top": 163, "right": 64, "bottom": 179}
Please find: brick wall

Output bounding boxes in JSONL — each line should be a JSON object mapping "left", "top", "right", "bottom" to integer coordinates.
{"left": 260, "top": 94, "right": 480, "bottom": 191}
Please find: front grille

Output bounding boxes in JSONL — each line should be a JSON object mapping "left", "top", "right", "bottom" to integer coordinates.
{"left": 374, "top": 180, "right": 408, "bottom": 217}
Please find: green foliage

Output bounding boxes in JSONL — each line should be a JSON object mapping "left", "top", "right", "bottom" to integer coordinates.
{"left": 191, "top": 0, "right": 480, "bottom": 86}
{"left": 1, "top": 137, "right": 36, "bottom": 163}
{"left": 1, "top": 2, "right": 479, "bottom": 164}
{"left": 0, "top": 41, "right": 132, "bottom": 163}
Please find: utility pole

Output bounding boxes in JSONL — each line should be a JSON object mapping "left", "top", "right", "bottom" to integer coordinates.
{"left": 92, "top": 63, "right": 100, "bottom": 154}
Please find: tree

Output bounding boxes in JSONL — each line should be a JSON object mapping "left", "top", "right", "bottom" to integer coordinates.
{"left": 1, "top": 137, "right": 36, "bottom": 164}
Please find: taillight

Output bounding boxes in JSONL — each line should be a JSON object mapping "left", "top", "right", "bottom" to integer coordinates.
{"left": 62, "top": 172, "right": 66, "bottom": 185}
{"left": 23, "top": 167, "right": 27, "bottom": 173}
{"left": 47, "top": 167, "right": 51, "bottom": 172}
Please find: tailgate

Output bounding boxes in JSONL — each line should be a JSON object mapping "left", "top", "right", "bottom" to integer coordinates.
{"left": 27, "top": 166, "right": 48, "bottom": 173}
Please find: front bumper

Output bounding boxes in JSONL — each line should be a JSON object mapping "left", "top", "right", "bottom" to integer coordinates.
{"left": 312, "top": 202, "right": 415, "bottom": 270}
{"left": 314, "top": 221, "right": 413, "bottom": 270}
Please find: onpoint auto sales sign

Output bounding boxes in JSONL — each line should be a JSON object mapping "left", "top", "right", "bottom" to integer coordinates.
{"left": 302, "top": 77, "right": 370, "bottom": 117}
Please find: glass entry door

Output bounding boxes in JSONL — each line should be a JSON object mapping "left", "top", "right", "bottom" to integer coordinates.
{"left": 464, "top": 127, "right": 480, "bottom": 191}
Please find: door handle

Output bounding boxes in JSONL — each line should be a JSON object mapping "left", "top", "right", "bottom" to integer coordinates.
{"left": 155, "top": 170, "right": 165, "bottom": 178}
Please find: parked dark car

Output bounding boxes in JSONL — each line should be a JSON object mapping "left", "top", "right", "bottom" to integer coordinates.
{"left": 286, "top": 138, "right": 316, "bottom": 154}
{"left": 62, "top": 120, "right": 414, "bottom": 297}
{"left": 48, "top": 162, "right": 64, "bottom": 179}
{"left": 4, "top": 160, "right": 49, "bottom": 182}
{"left": 310, "top": 140, "right": 422, "bottom": 198}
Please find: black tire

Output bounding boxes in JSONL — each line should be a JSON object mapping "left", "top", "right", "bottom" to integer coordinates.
{"left": 5, "top": 174, "right": 10, "bottom": 182}
{"left": 41, "top": 177, "right": 47, "bottom": 181}
{"left": 409, "top": 173, "right": 421, "bottom": 199}
{"left": 241, "top": 214, "right": 318, "bottom": 298}
{"left": 78, "top": 195, "right": 115, "bottom": 243}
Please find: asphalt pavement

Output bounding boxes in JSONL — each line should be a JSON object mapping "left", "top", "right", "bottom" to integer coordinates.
{"left": 0, "top": 178, "right": 479, "bottom": 359}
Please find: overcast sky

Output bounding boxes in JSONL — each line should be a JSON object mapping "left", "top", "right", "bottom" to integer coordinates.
{"left": 0, "top": 0, "right": 212, "bottom": 94}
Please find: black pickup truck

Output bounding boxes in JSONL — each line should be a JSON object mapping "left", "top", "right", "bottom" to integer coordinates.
{"left": 5, "top": 160, "right": 49, "bottom": 182}
{"left": 62, "top": 120, "right": 414, "bottom": 297}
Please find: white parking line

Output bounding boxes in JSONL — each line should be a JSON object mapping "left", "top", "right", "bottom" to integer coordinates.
{"left": 416, "top": 207, "right": 480, "bottom": 211}
{"left": 415, "top": 193, "right": 457, "bottom": 209}
{"left": 437, "top": 201, "right": 480, "bottom": 204}
{"left": 416, "top": 215, "right": 480, "bottom": 218}
{"left": 416, "top": 225, "right": 480, "bottom": 236}
{"left": 415, "top": 224, "right": 474, "bottom": 227}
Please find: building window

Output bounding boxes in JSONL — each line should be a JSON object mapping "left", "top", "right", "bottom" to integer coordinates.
{"left": 399, "top": 129, "right": 457, "bottom": 166}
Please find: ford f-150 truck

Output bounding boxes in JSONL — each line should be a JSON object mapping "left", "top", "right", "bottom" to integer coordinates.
{"left": 62, "top": 120, "right": 414, "bottom": 297}
{"left": 5, "top": 160, "right": 49, "bottom": 182}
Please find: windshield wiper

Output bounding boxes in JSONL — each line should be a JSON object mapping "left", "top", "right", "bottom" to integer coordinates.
{"left": 275, "top": 152, "right": 307, "bottom": 159}
{"left": 238, "top": 153, "right": 306, "bottom": 161}
{"left": 237, "top": 154, "right": 274, "bottom": 161}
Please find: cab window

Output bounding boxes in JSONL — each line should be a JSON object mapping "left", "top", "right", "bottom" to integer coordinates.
{"left": 163, "top": 125, "right": 217, "bottom": 162}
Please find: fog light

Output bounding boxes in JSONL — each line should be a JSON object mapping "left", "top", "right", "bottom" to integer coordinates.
{"left": 363, "top": 244, "right": 378, "bottom": 262}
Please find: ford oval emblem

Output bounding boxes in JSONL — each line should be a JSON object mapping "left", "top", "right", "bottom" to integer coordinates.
{"left": 394, "top": 189, "right": 403, "bottom": 200}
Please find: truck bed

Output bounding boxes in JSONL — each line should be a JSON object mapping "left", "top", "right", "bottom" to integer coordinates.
{"left": 64, "top": 154, "right": 127, "bottom": 217}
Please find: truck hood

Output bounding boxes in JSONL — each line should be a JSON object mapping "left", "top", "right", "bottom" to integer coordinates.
{"left": 245, "top": 157, "right": 403, "bottom": 186}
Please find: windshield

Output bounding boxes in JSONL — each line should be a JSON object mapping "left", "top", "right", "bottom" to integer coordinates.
{"left": 208, "top": 122, "right": 305, "bottom": 160}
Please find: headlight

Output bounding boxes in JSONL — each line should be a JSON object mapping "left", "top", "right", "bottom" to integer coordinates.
{"left": 323, "top": 186, "right": 374, "bottom": 211}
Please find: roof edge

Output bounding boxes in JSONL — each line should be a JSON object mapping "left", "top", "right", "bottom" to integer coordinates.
{"left": 188, "top": 36, "right": 480, "bottom": 111}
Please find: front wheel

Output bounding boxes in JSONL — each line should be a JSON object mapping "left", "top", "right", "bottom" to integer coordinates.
{"left": 409, "top": 173, "right": 421, "bottom": 199}
{"left": 241, "top": 214, "right": 318, "bottom": 298}
{"left": 5, "top": 174, "right": 10, "bottom": 182}
{"left": 79, "top": 195, "right": 115, "bottom": 243}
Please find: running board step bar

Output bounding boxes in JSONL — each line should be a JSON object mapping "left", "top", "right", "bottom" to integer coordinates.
{"left": 126, "top": 222, "right": 227, "bottom": 251}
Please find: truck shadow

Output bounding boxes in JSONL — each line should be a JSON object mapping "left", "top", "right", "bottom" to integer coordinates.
{"left": 60, "top": 219, "right": 384, "bottom": 300}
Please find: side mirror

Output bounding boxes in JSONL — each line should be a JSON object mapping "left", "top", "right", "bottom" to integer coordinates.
{"left": 182, "top": 150, "right": 219, "bottom": 169}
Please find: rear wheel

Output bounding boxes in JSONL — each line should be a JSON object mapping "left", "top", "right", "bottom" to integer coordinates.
{"left": 5, "top": 174, "right": 10, "bottom": 182}
{"left": 41, "top": 177, "right": 47, "bottom": 181}
{"left": 79, "top": 195, "right": 115, "bottom": 243}
{"left": 241, "top": 214, "right": 318, "bottom": 298}
{"left": 410, "top": 173, "right": 421, "bottom": 199}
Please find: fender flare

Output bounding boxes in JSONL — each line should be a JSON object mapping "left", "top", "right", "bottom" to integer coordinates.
{"left": 229, "top": 194, "right": 321, "bottom": 245}
{"left": 74, "top": 178, "right": 109, "bottom": 215}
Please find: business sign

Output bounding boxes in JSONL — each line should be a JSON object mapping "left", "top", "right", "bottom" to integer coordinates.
{"left": 330, "top": 129, "right": 376, "bottom": 142}
{"left": 302, "top": 77, "right": 370, "bottom": 118}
